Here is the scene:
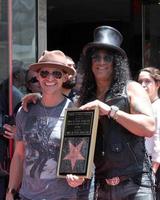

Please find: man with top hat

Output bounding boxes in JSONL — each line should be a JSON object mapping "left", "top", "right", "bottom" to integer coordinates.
{"left": 77, "top": 26, "right": 156, "bottom": 199}
{"left": 5, "top": 50, "right": 84, "bottom": 200}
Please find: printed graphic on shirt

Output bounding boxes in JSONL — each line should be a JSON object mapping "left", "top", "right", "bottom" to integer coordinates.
{"left": 23, "top": 114, "right": 63, "bottom": 179}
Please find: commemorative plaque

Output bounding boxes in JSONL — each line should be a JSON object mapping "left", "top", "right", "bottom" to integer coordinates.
{"left": 57, "top": 107, "right": 99, "bottom": 178}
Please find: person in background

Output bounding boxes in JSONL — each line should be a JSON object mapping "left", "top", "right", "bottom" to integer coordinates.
{"left": 75, "top": 25, "right": 155, "bottom": 200}
{"left": 0, "top": 60, "right": 25, "bottom": 200}
{"left": 25, "top": 69, "right": 41, "bottom": 93}
{"left": 0, "top": 60, "right": 25, "bottom": 118}
{"left": 12, "top": 60, "right": 26, "bottom": 109}
{"left": 2, "top": 69, "right": 41, "bottom": 200}
{"left": 138, "top": 66, "right": 160, "bottom": 200}
{"left": 6, "top": 50, "right": 84, "bottom": 200}
{"left": 3, "top": 69, "right": 42, "bottom": 140}
{"left": 62, "top": 56, "right": 78, "bottom": 102}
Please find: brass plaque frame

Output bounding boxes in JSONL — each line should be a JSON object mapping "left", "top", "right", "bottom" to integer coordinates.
{"left": 57, "top": 107, "right": 99, "bottom": 178}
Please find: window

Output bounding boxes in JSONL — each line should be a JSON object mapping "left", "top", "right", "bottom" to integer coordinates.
{"left": 142, "top": 1, "right": 160, "bottom": 67}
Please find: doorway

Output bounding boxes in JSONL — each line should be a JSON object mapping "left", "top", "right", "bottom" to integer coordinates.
{"left": 47, "top": 0, "right": 142, "bottom": 77}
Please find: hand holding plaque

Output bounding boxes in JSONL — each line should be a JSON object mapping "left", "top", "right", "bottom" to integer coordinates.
{"left": 57, "top": 107, "right": 99, "bottom": 178}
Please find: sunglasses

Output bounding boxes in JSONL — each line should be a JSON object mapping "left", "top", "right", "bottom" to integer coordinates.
{"left": 28, "top": 76, "right": 38, "bottom": 83}
{"left": 91, "top": 54, "right": 113, "bottom": 63}
{"left": 39, "top": 70, "right": 63, "bottom": 79}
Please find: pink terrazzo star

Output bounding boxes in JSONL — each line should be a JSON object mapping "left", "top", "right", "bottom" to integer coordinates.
{"left": 63, "top": 140, "right": 85, "bottom": 170}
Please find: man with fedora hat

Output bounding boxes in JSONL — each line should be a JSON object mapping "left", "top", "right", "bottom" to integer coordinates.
{"left": 21, "top": 56, "right": 78, "bottom": 111}
{"left": 77, "top": 26, "right": 156, "bottom": 199}
{"left": 6, "top": 50, "right": 84, "bottom": 200}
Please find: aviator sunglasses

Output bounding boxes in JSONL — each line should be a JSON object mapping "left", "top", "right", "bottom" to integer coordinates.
{"left": 39, "top": 70, "right": 63, "bottom": 79}
{"left": 91, "top": 54, "right": 114, "bottom": 63}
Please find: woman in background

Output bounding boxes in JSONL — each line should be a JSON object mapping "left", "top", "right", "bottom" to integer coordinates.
{"left": 138, "top": 66, "right": 160, "bottom": 200}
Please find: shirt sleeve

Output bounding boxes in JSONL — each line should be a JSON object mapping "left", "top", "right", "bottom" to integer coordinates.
{"left": 15, "top": 106, "right": 24, "bottom": 141}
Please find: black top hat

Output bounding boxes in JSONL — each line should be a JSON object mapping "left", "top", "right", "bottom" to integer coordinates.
{"left": 83, "top": 26, "right": 127, "bottom": 58}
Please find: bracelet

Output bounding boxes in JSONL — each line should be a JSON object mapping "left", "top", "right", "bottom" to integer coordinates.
{"left": 109, "top": 105, "right": 119, "bottom": 120}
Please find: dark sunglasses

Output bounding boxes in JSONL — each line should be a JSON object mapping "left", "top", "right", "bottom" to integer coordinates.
{"left": 39, "top": 70, "right": 63, "bottom": 79}
{"left": 28, "top": 76, "right": 38, "bottom": 83}
{"left": 91, "top": 54, "right": 113, "bottom": 63}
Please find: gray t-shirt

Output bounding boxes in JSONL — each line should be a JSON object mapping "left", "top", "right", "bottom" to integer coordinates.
{"left": 15, "top": 98, "right": 77, "bottom": 200}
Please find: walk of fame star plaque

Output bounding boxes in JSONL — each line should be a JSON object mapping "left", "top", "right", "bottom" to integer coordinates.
{"left": 57, "top": 107, "right": 99, "bottom": 178}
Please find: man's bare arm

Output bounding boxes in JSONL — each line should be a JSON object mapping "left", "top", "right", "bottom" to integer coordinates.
{"left": 80, "top": 81, "right": 155, "bottom": 137}
{"left": 115, "top": 81, "right": 155, "bottom": 137}
{"left": 6, "top": 141, "right": 25, "bottom": 200}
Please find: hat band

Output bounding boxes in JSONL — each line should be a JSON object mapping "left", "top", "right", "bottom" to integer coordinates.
{"left": 38, "top": 60, "right": 67, "bottom": 66}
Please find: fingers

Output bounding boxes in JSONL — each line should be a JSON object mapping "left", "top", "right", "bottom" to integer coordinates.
{"left": 3, "top": 124, "right": 16, "bottom": 132}
{"left": 80, "top": 100, "right": 111, "bottom": 116}
{"left": 80, "top": 100, "right": 99, "bottom": 110}
{"left": 3, "top": 134, "right": 13, "bottom": 140}
{"left": 3, "top": 130, "right": 15, "bottom": 139}
{"left": 21, "top": 93, "right": 34, "bottom": 112}
{"left": 21, "top": 93, "right": 42, "bottom": 112}
{"left": 21, "top": 98, "right": 28, "bottom": 112}
{"left": 66, "top": 174, "right": 85, "bottom": 188}
{"left": 3, "top": 124, "right": 16, "bottom": 139}
{"left": 21, "top": 101, "right": 28, "bottom": 112}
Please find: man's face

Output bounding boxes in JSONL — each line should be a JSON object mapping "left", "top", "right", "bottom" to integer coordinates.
{"left": 37, "top": 66, "right": 67, "bottom": 95}
{"left": 91, "top": 49, "right": 113, "bottom": 82}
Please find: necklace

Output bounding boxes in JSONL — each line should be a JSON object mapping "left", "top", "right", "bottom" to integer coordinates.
{"left": 41, "top": 100, "right": 50, "bottom": 125}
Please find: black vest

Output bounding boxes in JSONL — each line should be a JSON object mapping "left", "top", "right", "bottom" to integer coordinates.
{"left": 94, "top": 89, "right": 150, "bottom": 179}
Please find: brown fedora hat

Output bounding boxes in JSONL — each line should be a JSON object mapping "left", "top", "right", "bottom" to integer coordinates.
{"left": 83, "top": 26, "right": 127, "bottom": 58}
{"left": 29, "top": 50, "right": 76, "bottom": 76}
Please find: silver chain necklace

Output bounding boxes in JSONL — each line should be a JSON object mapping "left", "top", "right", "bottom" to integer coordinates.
{"left": 41, "top": 100, "right": 50, "bottom": 125}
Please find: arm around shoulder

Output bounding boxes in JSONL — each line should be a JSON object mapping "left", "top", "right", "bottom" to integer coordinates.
{"left": 21, "top": 92, "right": 42, "bottom": 112}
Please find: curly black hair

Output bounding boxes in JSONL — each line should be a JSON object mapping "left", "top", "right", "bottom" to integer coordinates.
{"left": 78, "top": 48, "right": 131, "bottom": 105}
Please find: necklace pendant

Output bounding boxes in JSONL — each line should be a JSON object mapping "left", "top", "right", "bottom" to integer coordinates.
{"left": 42, "top": 103, "right": 50, "bottom": 125}
{"left": 46, "top": 118, "right": 49, "bottom": 125}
